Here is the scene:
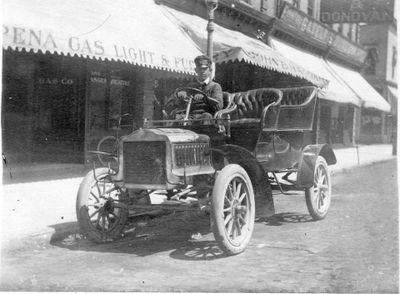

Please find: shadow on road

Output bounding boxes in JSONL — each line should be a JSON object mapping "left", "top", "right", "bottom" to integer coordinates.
{"left": 256, "top": 212, "right": 313, "bottom": 226}
{"left": 49, "top": 211, "right": 312, "bottom": 259}
{"left": 49, "top": 212, "right": 227, "bottom": 259}
{"left": 170, "top": 240, "right": 226, "bottom": 260}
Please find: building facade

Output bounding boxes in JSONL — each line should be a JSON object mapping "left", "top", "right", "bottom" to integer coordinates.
{"left": 318, "top": 0, "right": 397, "bottom": 144}
{"left": 2, "top": 0, "right": 201, "bottom": 181}
{"left": 2, "top": 0, "right": 393, "bottom": 182}
{"left": 359, "top": 22, "right": 397, "bottom": 144}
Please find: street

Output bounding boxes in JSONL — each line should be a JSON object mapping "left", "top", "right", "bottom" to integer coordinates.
{"left": 1, "top": 159, "right": 398, "bottom": 292}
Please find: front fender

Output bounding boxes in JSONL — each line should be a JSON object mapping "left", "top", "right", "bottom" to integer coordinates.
{"left": 213, "top": 144, "right": 265, "bottom": 183}
{"left": 213, "top": 144, "right": 275, "bottom": 217}
{"left": 297, "top": 144, "right": 336, "bottom": 188}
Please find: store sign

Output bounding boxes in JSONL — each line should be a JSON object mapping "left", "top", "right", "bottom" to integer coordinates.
{"left": 279, "top": 4, "right": 366, "bottom": 64}
{"left": 3, "top": 25, "right": 196, "bottom": 73}
{"left": 320, "top": 0, "right": 394, "bottom": 24}
{"left": 90, "top": 72, "right": 130, "bottom": 86}
{"left": 332, "top": 35, "right": 367, "bottom": 63}
{"left": 280, "top": 4, "right": 335, "bottom": 45}
{"left": 38, "top": 77, "right": 74, "bottom": 85}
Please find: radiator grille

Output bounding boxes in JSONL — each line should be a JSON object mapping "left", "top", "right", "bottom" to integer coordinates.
{"left": 123, "top": 141, "right": 166, "bottom": 185}
{"left": 173, "top": 143, "right": 210, "bottom": 168}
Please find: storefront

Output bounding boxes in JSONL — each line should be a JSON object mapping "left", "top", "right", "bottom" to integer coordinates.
{"left": 272, "top": 3, "right": 390, "bottom": 146}
{"left": 2, "top": 50, "right": 86, "bottom": 164}
{"left": 2, "top": 0, "right": 202, "bottom": 179}
{"left": 324, "top": 60, "right": 391, "bottom": 144}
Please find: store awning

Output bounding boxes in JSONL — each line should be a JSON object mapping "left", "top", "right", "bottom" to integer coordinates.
{"left": 326, "top": 62, "right": 391, "bottom": 112}
{"left": 161, "top": 6, "right": 328, "bottom": 88}
{"left": 271, "top": 38, "right": 361, "bottom": 107}
{"left": 2, "top": 0, "right": 203, "bottom": 74}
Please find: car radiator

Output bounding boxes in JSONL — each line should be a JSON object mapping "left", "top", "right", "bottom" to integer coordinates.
{"left": 173, "top": 143, "right": 210, "bottom": 168}
{"left": 123, "top": 141, "right": 166, "bottom": 185}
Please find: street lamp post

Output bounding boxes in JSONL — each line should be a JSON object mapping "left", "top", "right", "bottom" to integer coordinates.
{"left": 205, "top": 0, "right": 218, "bottom": 78}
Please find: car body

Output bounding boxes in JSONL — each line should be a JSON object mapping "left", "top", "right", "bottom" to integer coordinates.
{"left": 76, "top": 86, "right": 336, "bottom": 255}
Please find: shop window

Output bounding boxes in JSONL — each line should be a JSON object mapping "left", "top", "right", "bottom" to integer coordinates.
{"left": 361, "top": 109, "right": 382, "bottom": 135}
{"left": 365, "top": 47, "right": 378, "bottom": 75}
{"left": 261, "top": 0, "right": 269, "bottom": 13}
{"left": 354, "top": 24, "right": 360, "bottom": 43}
{"left": 347, "top": 24, "right": 353, "bottom": 40}
{"left": 34, "top": 55, "right": 85, "bottom": 140}
{"left": 276, "top": 0, "right": 285, "bottom": 16}
{"left": 338, "top": 23, "right": 344, "bottom": 35}
{"left": 307, "top": 0, "right": 314, "bottom": 17}
{"left": 277, "top": 0, "right": 294, "bottom": 15}
{"left": 319, "top": 106, "right": 331, "bottom": 144}
{"left": 87, "top": 63, "right": 142, "bottom": 134}
{"left": 2, "top": 51, "right": 87, "bottom": 164}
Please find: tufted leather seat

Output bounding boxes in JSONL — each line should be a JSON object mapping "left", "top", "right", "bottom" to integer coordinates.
{"left": 216, "top": 88, "right": 282, "bottom": 127}
{"left": 279, "top": 86, "right": 317, "bottom": 106}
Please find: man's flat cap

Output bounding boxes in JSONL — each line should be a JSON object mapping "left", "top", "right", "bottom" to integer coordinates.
{"left": 194, "top": 55, "right": 212, "bottom": 68}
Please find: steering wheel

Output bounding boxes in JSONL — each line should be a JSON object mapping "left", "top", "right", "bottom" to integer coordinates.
{"left": 171, "top": 87, "right": 219, "bottom": 121}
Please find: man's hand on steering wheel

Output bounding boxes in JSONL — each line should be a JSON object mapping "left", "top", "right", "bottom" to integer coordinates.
{"left": 174, "top": 87, "right": 207, "bottom": 103}
{"left": 169, "top": 87, "right": 220, "bottom": 120}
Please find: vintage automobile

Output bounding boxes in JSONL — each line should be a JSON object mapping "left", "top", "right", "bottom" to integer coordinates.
{"left": 76, "top": 86, "right": 336, "bottom": 255}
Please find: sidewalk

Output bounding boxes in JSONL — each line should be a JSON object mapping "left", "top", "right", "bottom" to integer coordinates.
{"left": 1, "top": 144, "right": 396, "bottom": 251}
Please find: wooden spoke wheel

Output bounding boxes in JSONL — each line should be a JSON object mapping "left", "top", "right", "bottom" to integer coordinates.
{"left": 305, "top": 156, "right": 332, "bottom": 220}
{"left": 211, "top": 164, "right": 255, "bottom": 255}
{"left": 76, "top": 168, "right": 128, "bottom": 243}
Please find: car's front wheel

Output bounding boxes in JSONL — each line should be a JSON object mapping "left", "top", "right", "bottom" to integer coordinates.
{"left": 211, "top": 164, "right": 255, "bottom": 255}
{"left": 76, "top": 168, "right": 128, "bottom": 243}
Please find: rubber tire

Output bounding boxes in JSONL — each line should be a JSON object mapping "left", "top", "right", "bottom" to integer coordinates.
{"left": 97, "top": 135, "right": 118, "bottom": 167}
{"left": 211, "top": 164, "right": 255, "bottom": 255}
{"left": 305, "top": 156, "right": 332, "bottom": 220}
{"left": 76, "top": 168, "right": 128, "bottom": 243}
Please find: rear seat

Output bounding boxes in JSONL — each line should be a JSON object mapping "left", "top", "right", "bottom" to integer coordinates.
{"left": 279, "top": 86, "right": 317, "bottom": 105}
{"left": 217, "top": 88, "right": 282, "bottom": 126}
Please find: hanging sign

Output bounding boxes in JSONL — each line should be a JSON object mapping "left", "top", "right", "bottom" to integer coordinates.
{"left": 320, "top": 0, "right": 395, "bottom": 24}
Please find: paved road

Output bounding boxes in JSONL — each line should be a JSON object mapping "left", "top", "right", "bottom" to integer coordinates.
{"left": 1, "top": 159, "right": 398, "bottom": 292}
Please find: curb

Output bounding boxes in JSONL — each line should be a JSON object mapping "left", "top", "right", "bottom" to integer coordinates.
{"left": 330, "top": 157, "right": 395, "bottom": 175}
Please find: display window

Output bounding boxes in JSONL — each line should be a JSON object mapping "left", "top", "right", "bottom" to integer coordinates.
{"left": 2, "top": 51, "right": 86, "bottom": 165}
{"left": 84, "top": 61, "right": 145, "bottom": 162}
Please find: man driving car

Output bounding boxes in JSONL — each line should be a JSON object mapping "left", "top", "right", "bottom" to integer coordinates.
{"left": 165, "top": 55, "right": 223, "bottom": 118}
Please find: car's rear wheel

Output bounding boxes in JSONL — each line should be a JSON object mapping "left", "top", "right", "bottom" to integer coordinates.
{"left": 211, "top": 164, "right": 255, "bottom": 255}
{"left": 305, "top": 156, "right": 331, "bottom": 220}
{"left": 76, "top": 168, "right": 128, "bottom": 243}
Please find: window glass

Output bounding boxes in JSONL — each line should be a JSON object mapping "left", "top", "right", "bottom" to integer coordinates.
{"left": 307, "top": 0, "right": 314, "bottom": 16}
{"left": 365, "top": 48, "right": 378, "bottom": 75}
